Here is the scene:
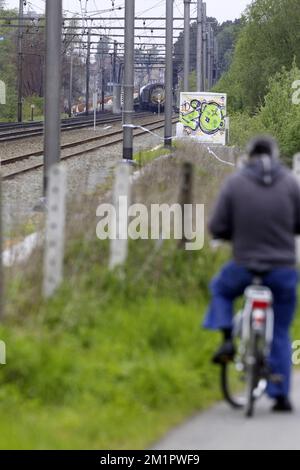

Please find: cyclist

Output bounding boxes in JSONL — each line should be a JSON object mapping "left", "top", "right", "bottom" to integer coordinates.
{"left": 204, "top": 136, "right": 300, "bottom": 412}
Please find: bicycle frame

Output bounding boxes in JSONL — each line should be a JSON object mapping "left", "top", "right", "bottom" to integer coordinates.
{"left": 240, "top": 285, "right": 274, "bottom": 350}
{"left": 234, "top": 283, "right": 274, "bottom": 405}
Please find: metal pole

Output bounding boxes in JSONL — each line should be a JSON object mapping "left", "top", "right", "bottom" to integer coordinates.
{"left": 43, "top": 0, "right": 62, "bottom": 194}
{"left": 85, "top": 30, "right": 91, "bottom": 116}
{"left": 101, "top": 47, "right": 105, "bottom": 112}
{"left": 213, "top": 35, "right": 218, "bottom": 85}
{"left": 211, "top": 26, "right": 215, "bottom": 88}
{"left": 183, "top": 0, "right": 191, "bottom": 91}
{"left": 113, "top": 40, "right": 118, "bottom": 83}
{"left": 164, "top": 0, "right": 173, "bottom": 148}
{"left": 202, "top": 2, "right": 207, "bottom": 91}
{"left": 122, "top": 0, "right": 135, "bottom": 161}
{"left": 207, "top": 23, "right": 212, "bottom": 89}
{"left": 196, "top": 0, "right": 203, "bottom": 91}
{"left": 110, "top": 54, "right": 113, "bottom": 94}
{"left": 17, "top": 0, "right": 23, "bottom": 122}
{"left": 68, "top": 52, "right": 73, "bottom": 117}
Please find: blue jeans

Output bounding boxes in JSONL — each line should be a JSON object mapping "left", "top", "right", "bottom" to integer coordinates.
{"left": 204, "top": 261, "right": 298, "bottom": 398}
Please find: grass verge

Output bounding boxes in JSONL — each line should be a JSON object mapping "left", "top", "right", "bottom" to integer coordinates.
{"left": 1, "top": 143, "right": 299, "bottom": 449}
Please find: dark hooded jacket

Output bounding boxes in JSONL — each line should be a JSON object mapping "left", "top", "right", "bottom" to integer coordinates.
{"left": 209, "top": 137, "right": 300, "bottom": 271}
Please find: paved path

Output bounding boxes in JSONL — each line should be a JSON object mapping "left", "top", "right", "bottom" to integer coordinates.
{"left": 153, "top": 374, "right": 300, "bottom": 450}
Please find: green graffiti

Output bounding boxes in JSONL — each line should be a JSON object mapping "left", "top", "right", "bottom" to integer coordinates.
{"left": 200, "top": 103, "right": 225, "bottom": 134}
{"left": 180, "top": 99, "right": 225, "bottom": 135}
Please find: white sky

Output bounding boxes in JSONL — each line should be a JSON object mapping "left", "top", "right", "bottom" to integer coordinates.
{"left": 3, "top": 0, "right": 252, "bottom": 51}
{"left": 5, "top": 0, "right": 251, "bottom": 24}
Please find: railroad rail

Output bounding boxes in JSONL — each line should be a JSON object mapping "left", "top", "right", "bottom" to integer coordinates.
{"left": 0, "top": 111, "right": 154, "bottom": 143}
{"left": 2, "top": 116, "right": 178, "bottom": 180}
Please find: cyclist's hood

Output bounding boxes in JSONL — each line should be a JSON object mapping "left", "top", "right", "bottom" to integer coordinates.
{"left": 241, "top": 136, "right": 284, "bottom": 186}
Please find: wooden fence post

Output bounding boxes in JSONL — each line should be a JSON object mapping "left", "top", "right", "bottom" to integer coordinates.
{"left": 178, "top": 162, "right": 194, "bottom": 249}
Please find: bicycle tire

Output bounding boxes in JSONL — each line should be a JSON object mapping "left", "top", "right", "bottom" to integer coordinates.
{"left": 245, "top": 333, "right": 259, "bottom": 418}
{"left": 220, "top": 363, "right": 245, "bottom": 409}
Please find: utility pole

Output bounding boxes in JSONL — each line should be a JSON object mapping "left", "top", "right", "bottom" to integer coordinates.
{"left": 101, "top": 46, "right": 105, "bottom": 112}
{"left": 85, "top": 30, "right": 91, "bottom": 116}
{"left": 196, "top": 0, "right": 203, "bottom": 91}
{"left": 164, "top": 0, "right": 173, "bottom": 148}
{"left": 202, "top": 2, "right": 207, "bottom": 91}
{"left": 68, "top": 52, "right": 73, "bottom": 117}
{"left": 43, "top": 0, "right": 62, "bottom": 194}
{"left": 113, "top": 40, "right": 118, "bottom": 83}
{"left": 207, "top": 23, "right": 212, "bottom": 90}
{"left": 17, "top": 0, "right": 24, "bottom": 122}
{"left": 122, "top": 0, "right": 135, "bottom": 160}
{"left": 211, "top": 26, "right": 215, "bottom": 87}
{"left": 213, "top": 35, "right": 218, "bottom": 84}
{"left": 112, "top": 40, "right": 121, "bottom": 114}
{"left": 183, "top": 0, "right": 191, "bottom": 91}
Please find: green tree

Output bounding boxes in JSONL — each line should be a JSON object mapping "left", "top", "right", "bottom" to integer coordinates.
{"left": 259, "top": 63, "right": 300, "bottom": 158}
{"left": 229, "top": 64, "right": 300, "bottom": 162}
{"left": 216, "top": 0, "right": 300, "bottom": 112}
{"left": 0, "top": 8, "right": 18, "bottom": 120}
{"left": 216, "top": 19, "right": 242, "bottom": 76}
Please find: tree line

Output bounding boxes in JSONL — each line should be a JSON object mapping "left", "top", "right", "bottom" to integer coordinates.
{"left": 213, "top": 0, "right": 300, "bottom": 160}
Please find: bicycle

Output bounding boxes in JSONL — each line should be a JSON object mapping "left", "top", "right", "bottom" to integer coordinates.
{"left": 220, "top": 276, "right": 280, "bottom": 417}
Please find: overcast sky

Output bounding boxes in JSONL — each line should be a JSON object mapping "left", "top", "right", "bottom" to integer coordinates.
{"left": 5, "top": 0, "right": 251, "bottom": 23}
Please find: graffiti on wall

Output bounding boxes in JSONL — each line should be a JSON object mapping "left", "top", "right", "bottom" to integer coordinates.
{"left": 176, "top": 92, "right": 227, "bottom": 145}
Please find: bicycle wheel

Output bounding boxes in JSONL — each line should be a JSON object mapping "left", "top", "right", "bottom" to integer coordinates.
{"left": 221, "top": 359, "right": 247, "bottom": 409}
{"left": 245, "top": 333, "right": 259, "bottom": 418}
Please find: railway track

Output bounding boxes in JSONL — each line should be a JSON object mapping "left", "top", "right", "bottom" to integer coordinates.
{"left": 2, "top": 116, "right": 178, "bottom": 180}
{"left": 0, "top": 111, "right": 153, "bottom": 143}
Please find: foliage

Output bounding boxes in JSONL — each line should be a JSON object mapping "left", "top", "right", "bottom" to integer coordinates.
{"left": 22, "top": 95, "right": 44, "bottom": 121}
{"left": 216, "top": 0, "right": 300, "bottom": 112}
{"left": 259, "top": 64, "right": 300, "bottom": 158}
{"left": 229, "top": 112, "right": 265, "bottom": 149}
{"left": 229, "top": 64, "right": 300, "bottom": 162}
{"left": 1, "top": 229, "right": 300, "bottom": 449}
{"left": 0, "top": 9, "right": 87, "bottom": 121}
{"left": 0, "top": 145, "right": 232, "bottom": 449}
{"left": 133, "top": 146, "right": 171, "bottom": 166}
{"left": 173, "top": 17, "right": 240, "bottom": 85}
{"left": 0, "top": 9, "right": 17, "bottom": 120}
{"left": 216, "top": 19, "right": 242, "bottom": 76}
{"left": 0, "top": 234, "right": 229, "bottom": 449}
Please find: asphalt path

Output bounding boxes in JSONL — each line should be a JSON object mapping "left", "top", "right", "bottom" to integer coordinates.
{"left": 153, "top": 374, "right": 300, "bottom": 450}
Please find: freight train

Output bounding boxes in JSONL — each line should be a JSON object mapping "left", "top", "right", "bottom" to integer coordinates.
{"left": 72, "top": 83, "right": 166, "bottom": 115}
{"left": 139, "top": 83, "right": 165, "bottom": 112}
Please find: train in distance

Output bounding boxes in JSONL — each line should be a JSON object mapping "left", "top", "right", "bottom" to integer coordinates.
{"left": 72, "top": 82, "right": 167, "bottom": 115}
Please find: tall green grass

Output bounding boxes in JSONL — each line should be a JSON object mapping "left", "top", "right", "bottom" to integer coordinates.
{"left": 0, "top": 242, "right": 228, "bottom": 449}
